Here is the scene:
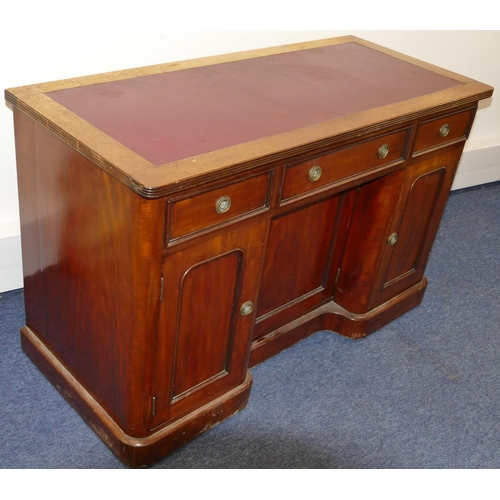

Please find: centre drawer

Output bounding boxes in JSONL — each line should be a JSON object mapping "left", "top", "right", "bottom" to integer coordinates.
{"left": 280, "top": 128, "right": 410, "bottom": 203}
{"left": 167, "top": 171, "right": 271, "bottom": 242}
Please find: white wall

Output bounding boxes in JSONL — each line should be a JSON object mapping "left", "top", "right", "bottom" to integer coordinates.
{"left": 1, "top": 25, "right": 499, "bottom": 292}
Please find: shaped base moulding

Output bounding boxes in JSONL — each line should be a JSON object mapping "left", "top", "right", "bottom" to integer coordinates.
{"left": 20, "top": 325, "right": 252, "bottom": 468}
{"left": 250, "top": 278, "right": 428, "bottom": 367}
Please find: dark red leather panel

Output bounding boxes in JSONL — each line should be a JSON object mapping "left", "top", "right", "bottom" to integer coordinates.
{"left": 47, "top": 42, "right": 461, "bottom": 165}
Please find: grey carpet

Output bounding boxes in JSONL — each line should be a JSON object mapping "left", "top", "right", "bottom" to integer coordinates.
{"left": 1, "top": 181, "right": 499, "bottom": 468}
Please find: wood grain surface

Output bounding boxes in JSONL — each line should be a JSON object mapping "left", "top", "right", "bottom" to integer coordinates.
{"left": 8, "top": 36, "right": 493, "bottom": 467}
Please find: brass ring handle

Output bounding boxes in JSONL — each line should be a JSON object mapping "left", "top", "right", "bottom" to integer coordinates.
{"left": 378, "top": 144, "right": 390, "bottom": 159}
{"left": 240, "top": 301, "right": 254, "bottom": 316}
{"left": 308, "top": 165, "right": 322, "bottom": 182}
{"left": 439, "top": 124, "right": 450, "bottom": 138}
{"left": 387, "top": 233, "right": 398, "bottom": 246}
{"left": 215, "top": 196, "right": 231, "bottom": 214}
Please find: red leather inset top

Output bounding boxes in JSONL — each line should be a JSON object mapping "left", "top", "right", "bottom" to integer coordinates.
{"left": 47, "top": 42, "right": 461, "bottom": 165}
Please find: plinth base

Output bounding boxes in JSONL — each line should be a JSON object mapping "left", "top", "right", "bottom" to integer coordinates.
{"left": 21, "top": 326, "right": 252, "bottom": 468}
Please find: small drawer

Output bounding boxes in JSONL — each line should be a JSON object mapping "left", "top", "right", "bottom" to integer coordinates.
{"left": 280, "top": 128, "right": 409, "bottom": 203}
{"left": 168, "top": 172, "right": 271, "bottom": 241}
{"left": 412, "top": 108, "right": 474, "bottom": 156}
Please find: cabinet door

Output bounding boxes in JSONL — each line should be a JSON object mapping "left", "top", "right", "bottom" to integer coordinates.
{"left": 334, "top": 169, "right": 406, "bottom": 314}
{"left": 335, "top": 144, "right": 463, "bottom": 314}
{"left": 370, "top": 145, "right": 463, "bottom": 307}
{"left": 254, "top": 192, "right": 352, "bottom": 339}
{"left": 152, "top": 220, "right": 266, "bottom": 428}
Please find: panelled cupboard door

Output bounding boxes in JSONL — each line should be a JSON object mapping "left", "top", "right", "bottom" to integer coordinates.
{"left": 370, "top": 144, "right": 464, "bottom": 308}
{"left": 334, "top": 170, "right": 406, "bottom": 315}
{"left": 151, "top": 220, "right": 266, "bottom": 429}
{"left": 254, "top": 193, "right": 350, "bottom": 339}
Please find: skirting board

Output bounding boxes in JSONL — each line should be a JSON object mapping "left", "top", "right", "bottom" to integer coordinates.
{"left": 0, "top": 234, "right": 23, "bottom": 293}
{"left": 452, "top": 144, "right": 500, "bottom": 190}
{"left": 1, "top": 146, "right": 499, "bottom": 293}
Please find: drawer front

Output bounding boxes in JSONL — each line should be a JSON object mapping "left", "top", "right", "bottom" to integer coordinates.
{"left": 168, "top": 172, "right": 271, "bottom": 241}
{"left": 412, "top": 108, "right": 474, "bottom": 156}
{"left": 280, "top": 128, "right": 409, "bottom": 203}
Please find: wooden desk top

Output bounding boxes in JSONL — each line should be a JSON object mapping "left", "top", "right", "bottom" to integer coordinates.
{"left": 5, "top": 36, "right": 493, "bottom": 198}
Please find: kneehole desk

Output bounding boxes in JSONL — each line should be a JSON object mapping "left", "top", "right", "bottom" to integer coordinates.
{"left": 6, "top": 36, "right": 493, "bottom": 467}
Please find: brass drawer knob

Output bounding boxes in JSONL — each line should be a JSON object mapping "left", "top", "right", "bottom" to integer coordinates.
{"left": 439, "top": 124, "right": 450, "bottom": 138}
{"left": 387, "top": 233, "right": 398, "bottom": 246}
{"left": 215, "top": 195, "right": 231, "bottom": 214}
{"left": 308, "top": 165, "right": 322, "bottom": 182}
{"left": 240, "top": 301, "right": 254, "bottom": 316}
{"left": 378, "top": 144, "right": 390, "bottom": 159}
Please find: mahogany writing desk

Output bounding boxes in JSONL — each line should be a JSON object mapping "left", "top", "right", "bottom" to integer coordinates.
{"left": 6, "top": 36, "right": 493, "bottom": 467}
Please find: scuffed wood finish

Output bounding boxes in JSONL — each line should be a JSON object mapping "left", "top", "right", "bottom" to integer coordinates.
{"left": 21, "top": 325, "right": 253, "bottom": 469}
{"left": 7, "top": 36, "right": 493, "bottom": 467}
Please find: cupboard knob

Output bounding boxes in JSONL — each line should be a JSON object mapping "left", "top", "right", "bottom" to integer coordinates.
{"left": 378, "top": 144, "right": 389, "bottom": 159}
{"left": 308, "top": 165, "right": 322, "bottom": 182}
{"left": 240, "top": 301, "right": 254, "bottom": 316}
{"left": 215, "top": 196, "right": 231, "bottom": 214}
{"left": 439, "top": 124, "right": 450, "bottom": 137}
{"left": 387, "top": 233, "right": 398, "bottom": 246}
